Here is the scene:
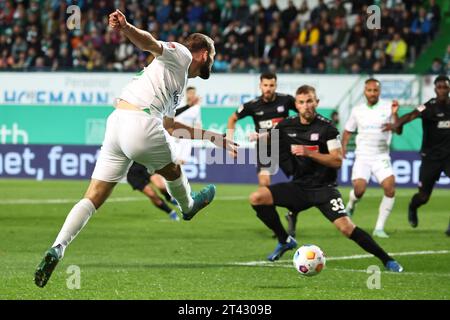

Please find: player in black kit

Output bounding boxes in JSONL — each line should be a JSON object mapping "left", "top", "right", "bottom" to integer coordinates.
{"left": 250, "top": 85, "right": 404, "bottom": 272}
{"left": 227, "top": 72, "right": 297, "bottom": 186}
{"left": 227, "top": 72, "right": 299, "bottom": 236}
{"left": 127, "top": 162, "right": 180, "bottom": 221}
{"left": 384, "top": 75, "right": 450, "bottom": 235}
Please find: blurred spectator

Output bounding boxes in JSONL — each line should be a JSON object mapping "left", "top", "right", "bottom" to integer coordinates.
{"left": 429, "top": 58, "right": 444, "bottom": 75}
{"left": 0, "top": 0, "right": 443, "bottom": 74}
{"left": 298, "top": 22, "right": 320, "bottom": 48}
{"left": 443, "top": 45, "right": 450, "bottom": 66}
{"left": 427, "top": 0, "right": 441, "bottom": 37}
{"left": 411, "top": 7, "right": 432, "bottom": 54}
{"left": 343, "top": 44, "right": 360, "bottom": 70}
{"left": 385, "top": 33, "right": 408, "bottom": 69}
{"left": 310, "top": 0, "right": 328, "bottom": 25}
{"left": 331, "top": 111, "right": 340, "bottom": 128}
{"left": 281, "top": 1, "right": 297, "bottom": 32}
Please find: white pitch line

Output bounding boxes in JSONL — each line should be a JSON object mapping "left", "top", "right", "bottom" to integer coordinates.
{"left": 230, "top": 250, "right": 450, "bottom": 267}
{"left": 0, "top": 192, "right": 434, "bottom": 205}
{"left": 0, "top": 195, "right": 249, "bottom": 205}
{"left": 0, "top": 197, "right": 145, "bottom": 205}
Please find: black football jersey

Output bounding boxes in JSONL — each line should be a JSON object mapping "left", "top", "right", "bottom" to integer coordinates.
{"left": 274, "top": 115, "right": 341, "bottom": 188}
{"left": 236, "top": 93, "right": 297, "bottom": 130}
{"left": 418, "top": 98, "right": 450, "bottom": 160}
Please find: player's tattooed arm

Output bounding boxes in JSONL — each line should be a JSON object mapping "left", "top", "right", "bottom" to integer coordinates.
{"left": 109, "top": 9, "right": 163, "bottom": 56}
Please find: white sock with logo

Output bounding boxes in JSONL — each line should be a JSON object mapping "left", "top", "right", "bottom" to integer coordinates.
{"left": 165, "top": 171, "right": 194, "bottom": 213}
{"left": 52, "top": 198, "right": 96, "bottom": 257}
{"left": 375, "top": 196, "right": 395, "bottom": 231}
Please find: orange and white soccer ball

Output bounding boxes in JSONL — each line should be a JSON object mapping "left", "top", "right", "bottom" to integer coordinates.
{"left": 293, "top": 244, "right": 326, "bottom": 276}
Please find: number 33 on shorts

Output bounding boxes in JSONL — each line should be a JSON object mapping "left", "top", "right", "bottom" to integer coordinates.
{"left": 330, "top": 198, "right": 345, "bottom": 212}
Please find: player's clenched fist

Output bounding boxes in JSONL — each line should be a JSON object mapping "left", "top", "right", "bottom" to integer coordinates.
{"left": 109, "top": 9, "right": 127, "bottom": 29}
{"left": 391, "top": 100, "right": 399, "bottom": 114}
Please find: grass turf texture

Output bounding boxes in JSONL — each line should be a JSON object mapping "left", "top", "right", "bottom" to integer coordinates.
{"left": 0, "top": 180, "right": 449, "bottom": 299}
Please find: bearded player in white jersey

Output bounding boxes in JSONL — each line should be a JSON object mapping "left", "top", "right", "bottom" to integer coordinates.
{"left": 341, "top": 78, "right": 401, "bottom": 238}
{"left": 34, "top": 9, "right": 238, "bottom": 288}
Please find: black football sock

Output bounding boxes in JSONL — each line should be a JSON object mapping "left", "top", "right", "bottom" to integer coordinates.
{"left": 349, "top": 227, "right": 392, "bottom": 265}
{"left": 252, "top": 205, "right": 289, "bottom": 243}
{"left": 409, "top": 193, "right": 427, "bottom": 210}
{"left": 156, "top": 200, "right": 172, "bottom": 214}
{"left": 162, "top": 191, "right": 172, "bottom": 202}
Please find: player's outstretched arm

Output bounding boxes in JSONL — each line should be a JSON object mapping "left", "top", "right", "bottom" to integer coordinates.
{"left": 383, "top": 109, "right": 420, "bottom": 132}
{"left": 165, "top": 119, "right": 239, "bottom": 157}
{"left": 109, "top": 9, "right": 162, "bottom": 56}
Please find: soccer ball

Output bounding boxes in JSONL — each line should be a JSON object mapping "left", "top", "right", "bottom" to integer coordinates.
{"left": 293, "top": 244, "right": 326, "bottom": 276}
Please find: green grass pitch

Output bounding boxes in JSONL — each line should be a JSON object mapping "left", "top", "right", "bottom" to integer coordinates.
{"left": 0, "top": 179, "right": 449, "bottom": 299}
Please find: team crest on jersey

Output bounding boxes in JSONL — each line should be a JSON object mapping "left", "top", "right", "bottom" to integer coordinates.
{"left": 310, "top": 133, "right": 319, "bottom": 141}
{"left": 168, "top": 42, "right": 176, "bottom": 49}
{"left": 277, "top": 106, "right": 285, "bottom": 113}
{"left": 437, "top": 121, "right": 450, "bottom": 128}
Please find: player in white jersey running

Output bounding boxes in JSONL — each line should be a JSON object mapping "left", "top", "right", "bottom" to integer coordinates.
{"left": 341, "top": 78, "right": 401, "bottom": 238}
{"left": 34, "top": 9, "right": 238, "bottom": 288}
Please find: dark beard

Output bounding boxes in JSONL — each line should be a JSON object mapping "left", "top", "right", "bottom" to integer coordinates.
{"left": 199, "top": 63, "right": 211, "bottom": 79}
{"left": 199, "top": 56, "right": 212, "bottom": 79}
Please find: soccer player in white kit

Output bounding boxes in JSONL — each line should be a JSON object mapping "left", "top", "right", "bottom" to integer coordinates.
{"left": 34, "top": 9, "right": 238, "bottom": 288}
{"left": 341, "top": 79, "right": 401, "bottom": 238}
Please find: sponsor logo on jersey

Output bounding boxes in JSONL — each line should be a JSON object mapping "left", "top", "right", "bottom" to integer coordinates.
{"left": 287, "top": 133, "right": 297, "bottom": 137}
{"left": 304, "top": 145, "right": 319, "bottom": 152}
{"left": 258, "top": 117, "right": 283, "bottom": 129}
{"left": 237, "top": 105, "right": 244, "bottom": 114}
{"left": 310, "top": 133, "right": 319, "bottom": 141}
{"left": 437, "top": 120, "right": 450, "bottom": 128}
{"left": 437, "top": 113, "right": 444, "bottom": 117}
{"left": 277, "top": 106, "right": 285, "bottom": 113}
{"left": 255, "top": 111, "right": 264, "bottom": 116}
{"left": 417, "top": 104, "right": 426, "bottom": 112}
{"left": 291, "top": 144, "right": 319, "bottom": 153}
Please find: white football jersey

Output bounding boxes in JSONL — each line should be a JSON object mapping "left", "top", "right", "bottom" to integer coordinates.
{"left": 345, "top": 100, "right": 393, "bottom": 157}
{"left": 118, "top": 41, "right": 192, "bottom": 118}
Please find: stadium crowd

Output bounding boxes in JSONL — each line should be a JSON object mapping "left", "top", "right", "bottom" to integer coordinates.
{"left": 0, "top": 0, "right": 446, "bottom": 74}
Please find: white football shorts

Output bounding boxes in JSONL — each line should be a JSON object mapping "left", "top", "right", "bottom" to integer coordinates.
{"left": 351, "top": 155, "right": 394, "bottom": 184}
{"left": 91, "top": 108, "right": 176, "bottom": 182}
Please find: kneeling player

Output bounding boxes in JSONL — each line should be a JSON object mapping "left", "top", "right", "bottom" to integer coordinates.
{"left": 249, "top": 85, "right": 403, "bottom": 272}
{"left": 127, "top": 162, "right": 179, "bottom": 221}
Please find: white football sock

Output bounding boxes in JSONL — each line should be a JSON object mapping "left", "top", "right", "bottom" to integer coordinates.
{"left": 165, "top": 171, "right": 194, "bottom": 213}
{"left": 347, "top": 189, "right": 360, "bottom": 209}
{"left": 375, "top": 196, "right": 395, "bottom": 231}
{"left": 52, "top": 198, "right": 96, "bottom": 256}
